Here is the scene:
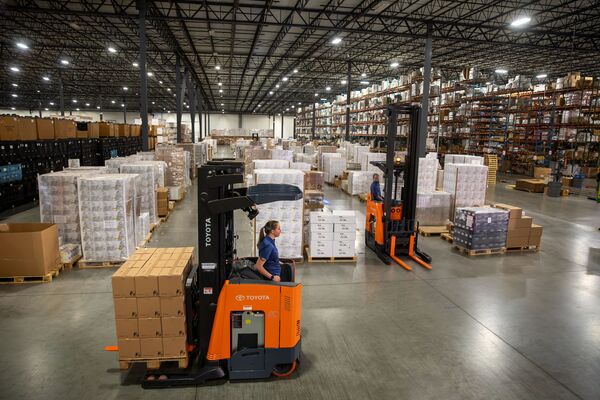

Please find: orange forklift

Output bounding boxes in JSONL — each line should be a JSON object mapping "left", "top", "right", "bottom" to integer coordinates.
{"left": 365, "top": 104, "right": 432, "bottom": 271}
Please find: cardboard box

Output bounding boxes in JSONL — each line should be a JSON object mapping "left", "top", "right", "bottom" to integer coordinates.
{"left": 36, "top": 119, "right": 55, "bottom": 139}
{"left": 334, "top": 223, "right": 355, "bottom": 233}
{"left": 160, "top": 296, "right": 185, "bottom": 317}
{"left": 516, "top": 179, "right": 546, "bottom": 193}
{"left": 310, "top": 223, "right": 334, "bottom": 233}
{"left": 508, "top": 216, "right": 533, "bottom": 229}
{"left": 506, "top": 228, "right": 531, "bottom": 248}
{"left": 0, "top": 223, "right": 59, "bottom": 277}
{"left": 492, "top": 203, "right": 523, "bottom": 219}
{"left": 134, "top": 266, "right": 160, "bottom": 297}
{"left": 331, "top": 210, "right": 356, "bottom": 224}
{"left": 162, "top": 337, "right": 187, "bottom": 358}
{"left": 111, "top": 267, "right": 139, "bottom": 297}
{"left": 333, "top": 240, "right": 355, "bottom": 257}
{"left": 98, "top": 122, "right": 112, "bottom": 137}
{"left": 130, "top": 125, "right": 141, "bottom": 137}
{"left": 54, "top": 119, "right": 77, "bottom": 139}
{"left": 76, "top": 127, "right": 88, "bottom": 139}
{"left": 113, "top": 297, "right": 138, "bottom": 319}
{"left": 0, "top": 116, "right": 19, "bottom": 141}
{"left": 118, "top": 339, "right": 141, "bottom": 358}
{"left": 309, "top": 212, "right": 336, "bottom": 224}
{"left": 117, "top": 124, "right": 130, "bottom": 137}
{"left": 140, "top": 338, "right": 163, "bottom": 357}
{"left": 310, "top": 230, "right": 334, "bottom": 241}
{"left": 88, "top": 122, "right": 100, "bottom": 138}
{"left": 334, "top": 230, "right": 357, "bottom": 241}
{"left": 162, "top": 317, "right": 186, "bottom": 337}
{"left": 533, "top": 167, "right": 552, "bottom": 179}
{"left": 137, "top": 297, "right": 161, "bottom": 318}
{"left": 17, "top": 118, "right": 37, "bottom": 140}
{"left": 529, "top": 224, "right": 543, "bottom": 247}
{"left": 158, "top": 266, "right": 189, "bottom": 297}
{"left": 115, "top": 319, "right": 139, "bottom": 339}
{"left": 138, "top": 318, "right": 162, "bottom": 338}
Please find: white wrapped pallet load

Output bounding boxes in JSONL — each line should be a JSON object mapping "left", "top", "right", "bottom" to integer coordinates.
{"left": 443, "top": 163, "right": 488, "bottom": 208}
{"left": 418, "top": 157, "right": 438, "bottom": 192}
{"left": 271, "top": 149, "right": 294, "bottom": 162}
{"left": 321, "top": 153, "right": 342, "bottom": 182}
{"left": 121, "top": 163, "right": 159, "bottom": 225}
{"left": 253, "top": 169, "right": 304, "bottom": 259}
{"left": 254, "top": 159, "right": 290, "bottom": 169}
{"left": 78, "top": 174, "right": 138, "bottom": 261}
{"left": 415, "top": 191, "right": 452, "bottom": 226}
{"left": 360, "top": 152, "right": 386, "bottom": 172}
{"left": 290, "top": 162, "right": 312, "bottom": 171}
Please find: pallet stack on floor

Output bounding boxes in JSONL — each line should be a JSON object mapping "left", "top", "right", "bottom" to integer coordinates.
{"left": 492, "top": 203, "right": 542, "bottom": 251}
{"left": 306, "top": 210, "right": 357, "bottom": 262}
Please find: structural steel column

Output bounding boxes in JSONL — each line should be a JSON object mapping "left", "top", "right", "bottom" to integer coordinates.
{"left": 281, "top": 113, "right": 284, "bottom": 138}
{"left": 293, "top": 116, "right": 296, "bottom": 139}
{"left": 138, "top": 0, "right": 149, "bottom": 151}
{"left": 58, "top": 69, "right": 65, "bottom": 117}
{"left": 418, "top": 24, "right": 433, "bottom": 158}
{"left": 99, "top": 94, "right": 103, "bottom": 121}
{"left": 311, "top": 102, "right": 316, "bottom": 140}
{"left": 272, "top": 114, "right": 275, "bottom": 135}
{"left": 123, "top": 100, "right": 127, "bottom": 123}
{"left": 176, "top": 54, "right": 182, "bottom": 142}
{"left": 198, "top": 99, "right": 203, "bottom": 140}
{"left": 345, "top": 60, "right": 351, "bottom": 142}
{"left": 190, "top": 83, "right": 196, "bottom": 143}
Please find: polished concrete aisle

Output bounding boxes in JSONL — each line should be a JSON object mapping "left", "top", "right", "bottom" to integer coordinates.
{"left": 0, "top": 173, "right": 599, "bottom": 400}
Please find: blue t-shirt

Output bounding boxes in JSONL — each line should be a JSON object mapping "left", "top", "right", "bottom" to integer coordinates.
{"left": 370, "top": 181, "right": 383, "bottom": 201}
{"left": 258, "top": 236, "right": 281, "bottom": 277}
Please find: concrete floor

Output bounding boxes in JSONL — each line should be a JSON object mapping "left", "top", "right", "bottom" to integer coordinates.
{"left": 1, "top": 154, "right": 599, "bottom": 399}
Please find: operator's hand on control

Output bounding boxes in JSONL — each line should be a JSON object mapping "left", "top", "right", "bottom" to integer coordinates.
{"left": 273, "top": 275, "right": 281, "bottom": 282}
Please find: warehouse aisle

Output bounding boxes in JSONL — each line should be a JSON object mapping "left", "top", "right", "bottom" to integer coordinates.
{"left": 1, "top": 165, "right": 599, "bottom": 399}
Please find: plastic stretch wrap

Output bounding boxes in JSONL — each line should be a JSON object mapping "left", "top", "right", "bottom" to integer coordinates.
{"left": 121, "top": 163, "right": 158, "bottom": 225}
{"left": 415, "top": 191, "right": 452, "bottom": 226}
{"left": 454, "top": 207, "right": 508, "bottom": 250}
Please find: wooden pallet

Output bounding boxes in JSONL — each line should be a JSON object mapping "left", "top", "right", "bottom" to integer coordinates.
{"left": 77, "top": 260, "right": 125, "bottom": 269}
{"left": 119, "top": 357, "right": 189, "bottom": 370}
{"left": 63, "top": 255, "right": 82, "bottom": 269}
{"left": 440, "top": 233, "right": 454, "bottom": 243}
{"left": 505, "top": 245, "right": 541, "bottom": 253}
{"left": 418, "top": 226, "right": 449, "bottom": 237}
{"left": 305, "top": 247, "right": 356, "bottom": 263}
{"left": 453, "top": 245, "right": 506, "bottom": 256}
{"left": 0, "top": 263, "right": 63, "bottom": 284}
{"left": 358, "top": 193, "right": 369, "bottom": 202}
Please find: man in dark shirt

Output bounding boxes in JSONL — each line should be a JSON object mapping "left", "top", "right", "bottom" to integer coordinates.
{"left": 370, "top": 173, "right": 384, "bottom": 202}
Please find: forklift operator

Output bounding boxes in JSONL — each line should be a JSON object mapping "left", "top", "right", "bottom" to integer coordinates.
{"left": 255, "top": 220, "right": 294, "bottom": 282}
{"left": 370, "top": 174, "right": 384, "bottom": 202}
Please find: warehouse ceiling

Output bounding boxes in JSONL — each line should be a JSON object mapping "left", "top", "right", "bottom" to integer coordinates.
{"left": 1, "top": 0, "right": 599, "bottom": 115}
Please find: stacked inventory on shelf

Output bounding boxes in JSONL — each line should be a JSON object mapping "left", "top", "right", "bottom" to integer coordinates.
{"left": 295, "top": 103, "right": 333, "bottom": 139}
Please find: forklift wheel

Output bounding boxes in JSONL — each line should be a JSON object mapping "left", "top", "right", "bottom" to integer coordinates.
{"left": 272, "top": 361, "right": 297, "bottom": 378}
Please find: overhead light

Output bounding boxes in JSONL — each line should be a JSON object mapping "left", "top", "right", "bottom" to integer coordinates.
{"left": 219, "top": 89, "right": 223, "bottom": 93}
{"left": 361, "top": 73, "right": 366, "bottom": 77}
{"left": 159, "top": 80, "right": 163, "bottom": 84}
{"left": 360, "top": 81, "right": 369, "bottom": 85}
{"left": 85, "top": 103, "right": 90, "bottom": 106}
{"left": 293, "top": 69, "right": 298, "bottom": 73}
{"left": 275, "top": 84, "right": 280, "bottom": 88}
{"left": 72, "top": 99, "right": 77, "bottom": 103}
{"left": 132, "top": 62, "right": 139, "bottom": 67}
{"left": 43, "top": 76, "right": 50, "bottom": 81}
{"left": 147, "top": 72, "right": 153, "bottom": 76}
{"left": 111, "top": 100, "right": 116, "bottom": 104}
{"left": 258, "top": 104, "right": 261, "bottom": 107}
{"left": 218, "top": 82, "right": 222, "bottom": 86}
{"left": 326, "top": 86, "right": 331, "bottom": 91}
{"left": 16, "top": 42, "right": 29, "bottom": 50}
{"left": 215, "top": 65, "right": 221, "bottom": 70}
{"left": 108, "top": 46, "right": 117, "bottom": 53}
{"left": 152, "top": 101, "right": 155, "bottom": 105}
{"left": 290, "top": 105, "right": 294, "bottom": 108}
{"left": 123, "top": 86, "right": 128, "bottom": 91}
{"left": 269, "top": 91, "right": 273, "bottom": 95}
{"left": 36, "top": 90, "right": 40, "bottom": 93}
{"left": 221, "top": 103, "right": 224, "bottom": 106}
{"left": 495, "top": 69, "right": 508, "bottom": 74}
{"left": 10, "top": 67, "right": 20, "bottom": 72}
{"left": 341, "top": 80, "right": 347, "bottom": 84}
{"left": 283, "top": 77, "right": 289, "bottom": 82}
{"left": 10, "top": 107, "right": 15, "bottom": 110}
{"left": 186, "top": 105, "right": 189, "bottom": 108}
{"left": 390, "top": 62, "right": 399, "bottom": 68}
{"left": 11, "top": 94, "right": 18, "bottom": 98}
{"left": 286, "top": 108, "right": 289, "bottom": 111}
{"left": 44, "top": 108, "right": 49, "bottom": 111}
{"left": 314, "top": 93, "right": 318, "bottom": 97}
{"left": 298, "top": 102, "right": 301, "bottom": 105}
{"left": 121, "top": 103, "right": 125, "bottom": 107}
{"left": 511, "top": 16, "right": 531, "bottom": 27}
{"left": 49, "top": 102, "right": 55, "bottom": 106}
{"left": 536, "top": 74, "right": 547, "bottom": 79}
{"left": 167, "top": 88, "right": 171, "bottom": 92}
{"left": 96, "top": 106, "right": 100, "bottom": 109}
{"left": 76, "top": 108, "right": 80, "bottom": 111}
{"left": 331, "top": 37, "right": 342, "bottom": 45}
{"left": 11, "top": 83, "right": 18, "bottom": 87}
{"left": 60, "top": 60, "right": 69, "bottom": 65}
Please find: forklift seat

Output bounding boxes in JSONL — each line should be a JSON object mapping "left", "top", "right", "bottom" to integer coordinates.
{"left": 231, "top": 257, "right": 295, "bottom": 282}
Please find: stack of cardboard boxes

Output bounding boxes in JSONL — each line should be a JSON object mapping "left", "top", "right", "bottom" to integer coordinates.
{"left": 157, "top": 188, "right": 169, "bottom": 217}
{"left": 111, "top": 247, "right": 194, "bottom": 363}
{"left": 309, "top": 210, "right": 356, "bottom": 258}
{"left": 492, "top": 203, "right": 543, "bottom": 249}
{"left": 0, "top": 117, "right": 140, "bottom": 140}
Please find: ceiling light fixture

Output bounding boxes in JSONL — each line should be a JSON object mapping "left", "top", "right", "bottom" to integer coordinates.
{"left": 11, "top": 83, "right": 18, "bottom": 87}
{"left": 159, "top": 80, "right": 163, "bottom": 84}
{"left": 511, "top": 16, "right": 531, "bottom": 27}
{"left": 147, "top": 72, "right": 153, "bottom": 77}
{"left": 111, "top": 100, "right": 116, "bottom": 104}
{"left": 221, "top": 103, "right": 224, "bottom": 106}
{"left": 108, "top": 46, "right": 117, "bottom": 53}
{"left": 97, "top": 106, "right": 101, "bottom": 109}
{"left": 495, "top": 69, "right": 508, "bottom": 74}
{"left": 43, "top": 76, "right": 50, "bottom": 81}
{"left": 10, "top": 67, "right": 20, "bottom": 72}
{"left": 11, "top": 94, "right": 18, "bottom": 98}
{"left": 123, "top": 86, "right": 128, "bottom": 91}
{"left": 72, "top": 99, "right": 77, "bottom": 103}
{"left": 314, "top": 93, "right": 318, "bottom": 97}
{"left": 390, "top": 62, "right": 399, "bottom": 68}
{"left": 133, "top": 62, "right": 139, "bottom": 67}
{"left": 219, "top": 89, "right": 223, "bottom": 93}
{"left": 49, "top": 102, "right": 55, "bottom": 105}
{"left": 269, "top": 91, "right": 273, "bottom": 95}
{"left": 283, "top": 77, "right": 289, "bottom": 82}
{"left": 76, "top": 108, "right": 80, "bottom": 111}
{"left": 326, "top": 86, "right": 331, "bottom": 91}
{"left": 293, "top": 69, "right": 298, "bottom": 73}
{"left": 16, "top": 42, "right": 29, "bottom": 50}
{"left": 341, "top": 80, "right": 347, "bottom": 84}
{"left": 361, "top": 73, "right": 366, "bottom": 77}
{"left": 360, "top": 81, "right": 369, "bottom": 85}
{"left": 85, "top": 103, "right": 90, "bottom": 106}
{"left": 298, "top": 102, "right": 301, "bottom": 105}
{"left": 275, "top": 84, "right": 280, "bottom": 88}
{"left": 11, "top": 107, "right": 15, "bottom": 110}
{"left": 45, "top": 108, "right": 49, "bottom": 111}
{"left": 215, "top": 65, "right": 221, "bottom": 70}
{"left": 218, "top": 82, "right": 222, "bottom": 86}
{"left": 167, "top": 88, "right": 171, "bottom": 92}
{"left": 331, "top": 37, "right": 342, "bottom": 45}
{"left": 60, "top": 60, "right": 69, "bottom": 65}
{"left": 536, "top": 73, "right": 547, "bottom": 79}
{"left": 121, "top": 103, "right": 125, "bottom": 107}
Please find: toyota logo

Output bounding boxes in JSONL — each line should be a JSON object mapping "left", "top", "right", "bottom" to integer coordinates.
{"left": 235, "top": 295, "right": 245, "bottom": 301}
